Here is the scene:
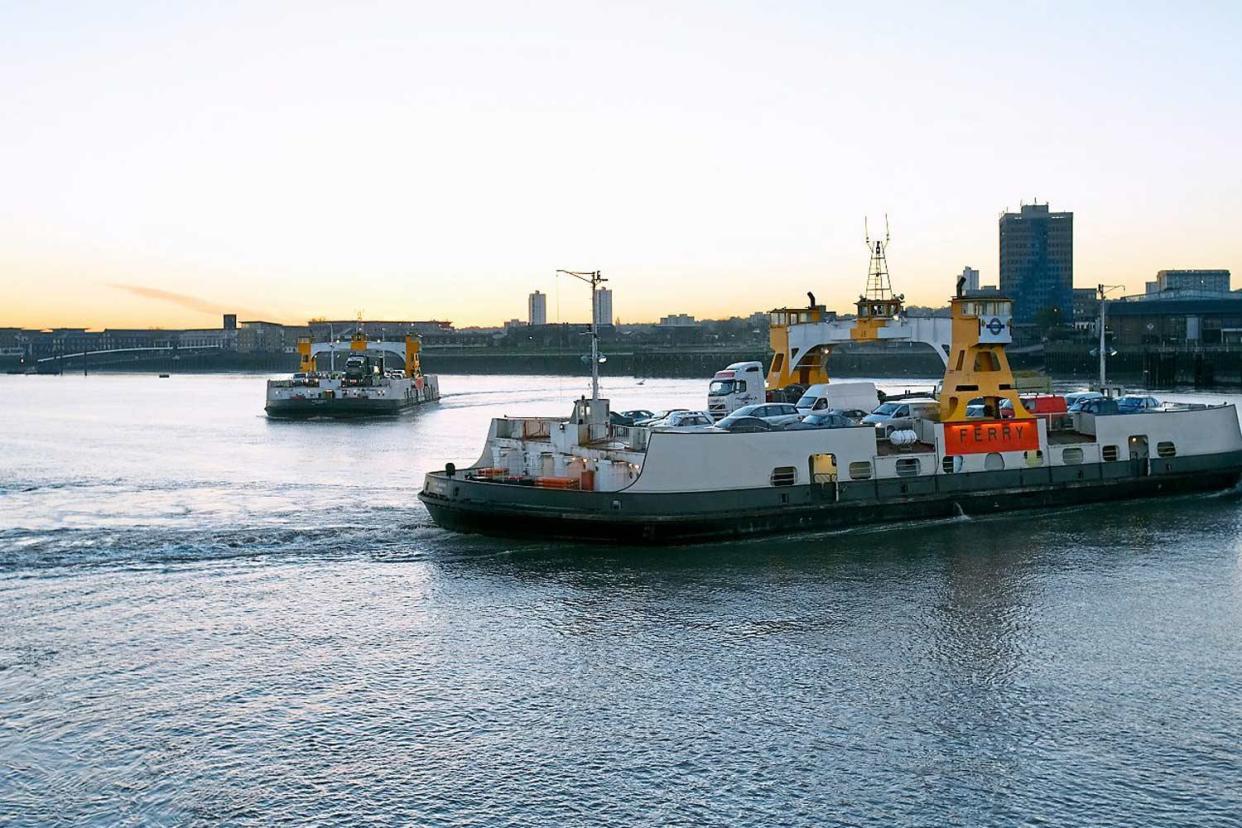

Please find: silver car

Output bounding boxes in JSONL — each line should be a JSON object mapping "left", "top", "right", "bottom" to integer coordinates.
{"left": 649, "top": 410, "right": 716, "bottom": 430}
{"left": 714, "top": 403, "right": 802, "bottom": 429}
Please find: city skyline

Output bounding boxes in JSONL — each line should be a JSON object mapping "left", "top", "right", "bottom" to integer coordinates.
{"left": 3, "top": 2, "right": 1240, "bottom": 330}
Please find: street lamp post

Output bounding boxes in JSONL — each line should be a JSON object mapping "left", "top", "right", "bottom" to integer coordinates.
{"left": 1096, "top": 284, "right": 1124, "bottom": 389}
{"left": 556, "top": 269, "right": 607, "bottom": 401}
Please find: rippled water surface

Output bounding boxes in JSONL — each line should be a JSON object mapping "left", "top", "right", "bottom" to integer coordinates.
{"left": 3, "top": 373, "right": 1242, "bottom": 826}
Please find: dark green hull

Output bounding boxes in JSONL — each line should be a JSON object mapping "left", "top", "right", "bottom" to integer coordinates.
{"left": 420, "top": 452, "right": 1242, "bottom": 544}
{"left": 265, "top": 397, "right": 415, "bottom": 419}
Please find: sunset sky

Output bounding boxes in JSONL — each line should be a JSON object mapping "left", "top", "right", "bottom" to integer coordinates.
{"left": 3, "top": 1, "right": 1239, "bottom": 329}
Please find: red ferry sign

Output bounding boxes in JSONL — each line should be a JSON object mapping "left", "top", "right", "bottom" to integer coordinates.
{"left": 943, "top": 418, "right": 1039, "bottom": 455}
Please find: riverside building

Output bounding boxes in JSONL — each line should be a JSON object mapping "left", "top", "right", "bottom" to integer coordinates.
{"left": 999, "top": 202, "right": 1073, "bottom": 324}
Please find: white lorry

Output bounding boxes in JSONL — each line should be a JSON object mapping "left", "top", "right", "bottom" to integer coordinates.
{"left": 707, "top": 361, "right": 765, "bottom": 420}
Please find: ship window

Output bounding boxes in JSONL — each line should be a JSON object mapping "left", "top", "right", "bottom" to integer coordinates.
{"left": 770, "top": 466, "right": 797, "bottom": 487}
{"left": 1062, "top": 447, "right": 1084, "bottom": 465}
{"left": 1102, "top": 445, "right": 1119, "bottom": 461}
{"left": 984, "top": 452, "right": 1004, "bottom": 471}
{"left": 848, "top": 461, "right": 873, "bottom": 480}
{"left": 895, "top": 458, "right": 921, "bottom": 477}
{"left": 810, "top": 453, "right": 837, "bottom": 484}
{"left": 1157, "top": 441, "right": 1176, "bottom": 458}
{"left": 942, "top": 455, "right": 963, "bottom": 474}
{"left": 770, "top": 353, "right": 784, "bottom": 374}
{"left": 1024, "top": 449, "right": 1043, "bottom": 467}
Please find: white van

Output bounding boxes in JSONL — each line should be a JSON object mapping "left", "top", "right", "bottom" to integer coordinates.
{"left": 861, "top": 398, "right": 939, "bottom": 437}
{"left": 794, "top": 382, "right": 880, "bottom": 417}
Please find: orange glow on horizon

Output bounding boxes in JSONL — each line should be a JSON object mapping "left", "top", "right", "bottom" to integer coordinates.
{"left": 2, "top": 4, "right": 1237, "bottom": 331}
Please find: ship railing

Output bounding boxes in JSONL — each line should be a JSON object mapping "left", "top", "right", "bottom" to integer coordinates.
{"left": 609, "top": 425, "right": 650, "bottom": 451}
{"left": 495, "top": 417, "right": 559, "bottom": 440}
{"left": 1044, "top": 413, "right": 1075, "bottom": 432}
{"left": 267, "top": 378, "right": 322, "bottom": 389}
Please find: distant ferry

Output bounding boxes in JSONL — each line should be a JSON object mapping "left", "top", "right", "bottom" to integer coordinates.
{"left": 265, "top": 330, "right": 440, "bottom": 418}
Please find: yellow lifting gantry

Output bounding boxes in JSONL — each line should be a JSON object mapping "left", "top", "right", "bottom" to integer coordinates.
{"left": 296, "top": 330, "right": 424, "bottom": 378}
{"left": 765, "top": 221, "right": 953, "bottom": 394}
{"left": 937, "top": 292, "right": 1030, "bottom": 422}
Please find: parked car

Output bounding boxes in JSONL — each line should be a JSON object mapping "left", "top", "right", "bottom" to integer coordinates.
{"left": 1076, "top": 397, "right": 1119, "bottom": 415}
{"left": 715, "top": 403, "right": 802, "bottom": 430}
{"left": 765, "top": 384, "right": 805, "bottom": 404}
{"left": 862, "top": 398, "right": 939, "bottom": 436}
{"left": 633, "top": 409, "right": 687, "bottom": 427}
{"left": 784, "top": 411, "right": 856, "bottom": 430}
{"left": 965, "top": 398, "right": 1014, "bottom": 419}
{"left": 1117, "top": 394, "right": 1161, "bottom": 413}
{"left": 716, "top": 415, "right": 772, "bottom": 433}
{"left": 616, "top": 409, "right": 655, "bottom": 425}
{"left": 1064, "top": 391, "right": 1104, "bottom": 411}
{"left": 649, "top": 410, "right": 715, "bottom": 430}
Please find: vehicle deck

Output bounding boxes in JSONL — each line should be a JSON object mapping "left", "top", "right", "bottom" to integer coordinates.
{"left": 876, "top": 440, "right": 937, "bottom": 456}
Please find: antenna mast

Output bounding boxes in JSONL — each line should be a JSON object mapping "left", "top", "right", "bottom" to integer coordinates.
{"left": 862, "top": 214, "right": 895, "bottom": 301}
{"left": 556, "top": 269, "right": 606, "bottom": 401}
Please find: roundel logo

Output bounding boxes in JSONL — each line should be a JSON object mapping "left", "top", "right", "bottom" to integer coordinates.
{"left": 986, "top": 317, "right": 1005, "bottom": 335}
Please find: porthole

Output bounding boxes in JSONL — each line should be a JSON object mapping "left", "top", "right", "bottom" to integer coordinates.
{"left": 848, "top": 461, "right": 873, "bottom": 480}
{"left": 770, "top": 466, "right": 797, "bottom": 487}
{"left": 895, "top": 458, "right": 921, "bottom": 477}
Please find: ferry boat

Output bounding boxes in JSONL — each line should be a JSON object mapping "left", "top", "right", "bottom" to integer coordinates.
{"left": 266, "top": 330, "right": 440, "bottom": 418}
{"left": 419, "top": 269, "right": 1242, "bottom": 543}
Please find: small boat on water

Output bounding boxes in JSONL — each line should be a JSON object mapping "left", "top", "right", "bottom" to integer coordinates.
{"left": 266, "top": 329, "right": 440, "bottom": 419}
{"left": 420, "top": 270, "right": 1242, "bottom": 543}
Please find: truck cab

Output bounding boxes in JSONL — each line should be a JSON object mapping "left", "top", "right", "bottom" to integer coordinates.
{"left": 343, "top": 354, "right": 379, "bottom": 386}
{"left": 707, "top": 361, "right": 765, "bottom": 420}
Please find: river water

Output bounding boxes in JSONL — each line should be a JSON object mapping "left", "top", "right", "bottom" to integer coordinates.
{"left": 3, "top": 373, "right": 1242, "bottom": 826}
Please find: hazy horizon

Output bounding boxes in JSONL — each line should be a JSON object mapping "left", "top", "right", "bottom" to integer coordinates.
{"left": 4, "top": 1, "right": 1239, "bottom": 330}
